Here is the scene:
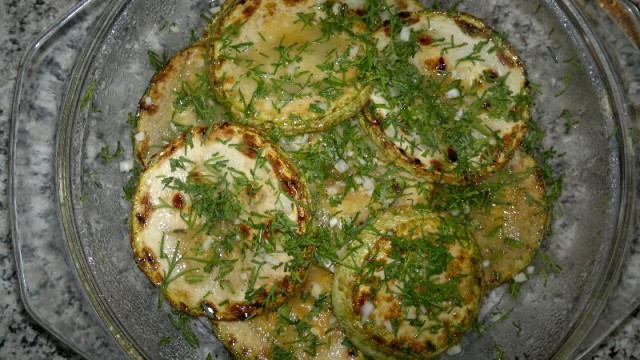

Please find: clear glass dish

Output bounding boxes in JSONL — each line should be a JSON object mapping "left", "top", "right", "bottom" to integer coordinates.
{"left": 10, "top": 0, "right": 637, "bottom": 359}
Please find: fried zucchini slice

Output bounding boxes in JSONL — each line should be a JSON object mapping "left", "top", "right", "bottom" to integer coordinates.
{"left": 362, "top": 11, "right": 530, "bottom": 184}
{"left": 131, "top": 123, "right": 312, "bottom": 321}
{"left": 208, "top": 0, "right": 372, "bottom": 134}
{"left": 213, "top": 265, "right": 365, "bottom": 359}
{"left": 470, "top": 150, "right": 549, "bottom": 289}
{"left": 332, "top": 208, "right": 483, "bottom": 359}
{"left": 135, "top": 44, "right": 227, "bottom": 167}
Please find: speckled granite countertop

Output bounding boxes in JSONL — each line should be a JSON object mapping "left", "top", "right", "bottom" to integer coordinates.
{"left": 1, "top": 0, "right": 639, "bottom": 359}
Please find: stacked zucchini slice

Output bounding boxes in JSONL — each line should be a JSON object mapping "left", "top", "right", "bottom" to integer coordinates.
{"left": 333, "top": 208, "right": 483, "bottom": 359}
{"left": 362, "top": 11, "right": 529, "bottom": 184}
{"left": 207, "top": 0, "right": 373, "bottom": 134}
{"left": 213, "top": 265, "right": 365, "bottom": 359}
{"left": 128, "top": 0, "right": 552, "bottom": 358}
{"left": 134, "top": 45, "right": 227, "bottom": 167}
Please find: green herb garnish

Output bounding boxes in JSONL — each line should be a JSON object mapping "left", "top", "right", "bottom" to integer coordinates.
{"left": 148, "top": 50, "right": 168, "bottom": 71}
{"left": 99, "top": 141, "right": 124, "bottom": 164}
{"left": 80, "top": 80, "right": 97, "bottom": 110}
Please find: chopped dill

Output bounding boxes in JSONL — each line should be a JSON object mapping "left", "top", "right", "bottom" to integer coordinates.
{"left": 80, "top": 80, "right": 97, "bottom": 110}
{"left": 159, "top": 335, "right": 173, "bottom": 346}
{"left": 554, "top": 71, "right": 571, "bottom": 97}
{"left": 168, "top": 310, "right": 200, "bottom": 349}
{"left": 559, "top": 109, "right": 579, "bottom": 134}
{"left": 534, "top": 3, "right": 542, "bottom": 14}
{"left": 508, "top": 279, "right": 523, "bottom": 298}
{"left": 148, "top": 49, "right": 168, "bottom": 71}
{"left": 99, "top": 141, "right": 124, "bottom": 164}
{"left": 123, "top": 167, "right": 141, "bottom": 200}
{"left": 494, "top": 341, "right": 505, "bottom": 360}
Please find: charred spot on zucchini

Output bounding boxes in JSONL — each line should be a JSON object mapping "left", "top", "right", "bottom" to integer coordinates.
{"left": 349, "top": 0, "right": 425, "bottom": 30}
{"left": 131, "top": 123, "right": 312, "bottom": 321}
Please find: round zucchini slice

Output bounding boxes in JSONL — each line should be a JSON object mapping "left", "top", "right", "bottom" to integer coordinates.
{"left": 208, "top": 0, "right": 372, "bottom": 134}
{"left": 131, "top": 123, "right": 312, "bottom": 321}
{"left": 332, "top": 208, "right": 483, "bottom": 359}
{"left": 135, "top": 44, "right": 227, "bottom": 167}
{"left": 362, "top": 11, "right": 530, "bottom": 184}
{"left": 470, "top": 150, "right": 549, "bottom": 289}
{"left": 212, "top": 265, "right": 365, "bottom": 360}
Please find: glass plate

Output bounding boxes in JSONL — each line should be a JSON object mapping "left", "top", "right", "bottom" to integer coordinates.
{"left": 9, "top": 1, "right": 124, "bottom": 358}
{"left": 10, "top": 0, "right": 637, "bottom": 359}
